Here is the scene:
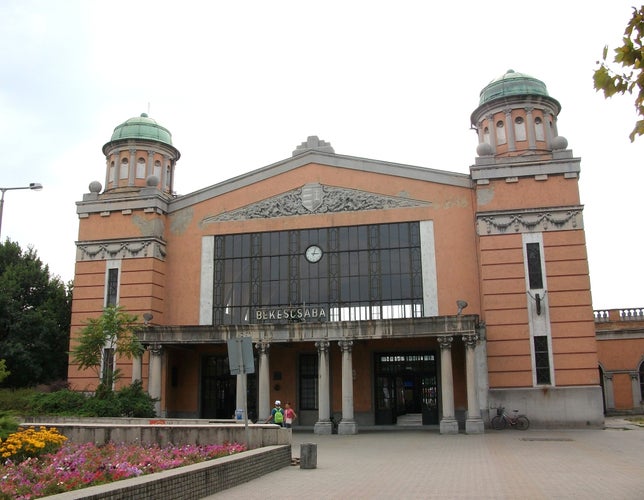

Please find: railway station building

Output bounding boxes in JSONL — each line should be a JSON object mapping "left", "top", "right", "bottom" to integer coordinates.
{"left": 67, "top": 70, "right": 604, "bottom": 433}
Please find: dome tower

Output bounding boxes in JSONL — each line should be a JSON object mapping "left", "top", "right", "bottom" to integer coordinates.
{"left": 470, "top": 70, "right": 567, "bottom": 159}
{"left": 101, "top": 113, "right": 181, "bottom": 195}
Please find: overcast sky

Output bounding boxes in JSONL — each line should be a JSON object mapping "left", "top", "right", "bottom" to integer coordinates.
{"left": 1, "top": 0, "right": 642, "bottom": 310}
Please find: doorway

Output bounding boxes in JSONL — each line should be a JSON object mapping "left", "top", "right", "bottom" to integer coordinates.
{"left": 200, "top": 355, "right": 257, "bottom": 420}
{"left": 374, "top": 352, "right": 438, "bottom": 425}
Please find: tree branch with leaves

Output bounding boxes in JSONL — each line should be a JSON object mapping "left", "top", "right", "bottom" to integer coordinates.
{"left": 71, "top": 305, "right": 145, "bottom": 393}
{"left": 594, "top": 6, "right": 644, "bottom": 141}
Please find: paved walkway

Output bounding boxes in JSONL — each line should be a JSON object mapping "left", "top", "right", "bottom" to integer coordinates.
{"left": 205, "top": 418, "right": 644, "bottom": 499}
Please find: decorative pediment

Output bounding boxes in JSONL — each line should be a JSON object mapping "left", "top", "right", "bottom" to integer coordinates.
{"left": 477, "top": 206, "right": 583, "bottom": 235}
{"left": 202, "top": 183, "right": 430, "bottom": 223}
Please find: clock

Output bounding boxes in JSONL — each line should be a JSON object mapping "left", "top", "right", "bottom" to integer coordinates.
{"left": 305, "top": 245, "right": 323, "bottom": 263}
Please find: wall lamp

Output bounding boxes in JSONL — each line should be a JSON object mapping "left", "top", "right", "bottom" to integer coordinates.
{"left": 456, "top": 300, "right": 468, "bottom": 316}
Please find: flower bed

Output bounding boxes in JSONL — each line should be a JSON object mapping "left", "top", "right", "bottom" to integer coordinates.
{"left": 0, "top": 427, "right": 246, "bottom": 499}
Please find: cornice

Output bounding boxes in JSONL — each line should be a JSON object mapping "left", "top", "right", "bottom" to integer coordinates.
{"left": 170, "top": 150, "right": 472, "bottom": 213}
{"left": 476, "top": 205, "right": 583, "bottom": 235}
{"left": 471, "top": 156, "right": 580, "bottom": 181}
{"left": 77, "top": 189, "right": 171, "bottom": 216}
{"left": 76, "top": 236, "right": 166, "bottom": 262}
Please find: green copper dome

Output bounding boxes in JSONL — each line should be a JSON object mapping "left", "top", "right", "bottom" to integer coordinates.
{"left": 109, "top": 113, "right": 173, "bottom": 146}
{"left": 478, "top": 69, "right": 551, "bottom": 106}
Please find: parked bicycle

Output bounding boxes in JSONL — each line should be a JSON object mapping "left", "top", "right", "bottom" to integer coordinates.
{"left": 491, "top": 407, "right": 530, "bottom": 430}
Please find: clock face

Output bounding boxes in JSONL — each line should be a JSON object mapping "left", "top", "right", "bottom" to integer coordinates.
{"left": 305, "top": 245, "right": 323, "bottom": 263}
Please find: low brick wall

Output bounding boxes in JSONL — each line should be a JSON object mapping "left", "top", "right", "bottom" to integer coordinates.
{"left": 20, "top": 418, "right": 290, "bottom": 450}
{"left": 44, "top": 444, "right": 291, "bottom": 499}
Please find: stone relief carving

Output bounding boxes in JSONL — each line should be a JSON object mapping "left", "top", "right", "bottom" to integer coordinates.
{"left": 76, "top": 238, "right": 166, "bottom": 261}
{"left": 477, "top": 206, "right": 583, "bottom": 235}
{"left": 204, "top": 183, "right": 430, "bottom": 223}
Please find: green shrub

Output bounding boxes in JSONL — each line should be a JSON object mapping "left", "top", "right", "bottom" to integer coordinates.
{"left": 116, "top": 380, "right": 156, "bottom": 418}
{"left": 28, "top": 389, "right": 89, "bottom": 415}
{"left": 0, "top": 388, "right": 37, "bottom": 414}
{"left": 0, "top": 411, "right": 19, "bottom": 440}
{"left": 82, "top": 392, "right": 122, "bottom": 417}
{"left": 1, "top": 382, "right": 156, "bottom": 419}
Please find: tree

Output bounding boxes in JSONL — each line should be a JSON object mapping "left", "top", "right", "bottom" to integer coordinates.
{"left": 71, "top": 305, "right": 144, "bottom": 391}
{"left": 0, "top": 240, "right": 71, "bottom": 388}
{"left": 0, "top": 359, "right": 9, "bottom": 384}
{"left": 594, "top": 6, "right": 644, "bottom": 141}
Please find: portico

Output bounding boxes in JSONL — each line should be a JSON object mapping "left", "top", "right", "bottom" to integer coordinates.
{"left": 139, "top": 315, "right": 485, "bottom": 434}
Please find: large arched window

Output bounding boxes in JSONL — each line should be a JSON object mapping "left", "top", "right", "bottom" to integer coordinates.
{"left": 535, "top": 116, "right": 545, "bottom": 141}
{"left": 136, "top": 157, "right": 146, "bottom": 178}
{"left": 483, "top": 126, "right": 490, "bottom": 145}
{"left": 120, "top": 158, "right": 129, "bottom": 179}
{"left": 514, "top": 116, "right": 526, "bottom": 141}
{"left": 496, "top": 120, "right": 506, "bottom": 144}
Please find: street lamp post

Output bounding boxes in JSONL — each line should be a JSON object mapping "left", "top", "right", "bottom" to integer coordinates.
{"left": 0, "top": 183, "right": 43, "bottom": 239}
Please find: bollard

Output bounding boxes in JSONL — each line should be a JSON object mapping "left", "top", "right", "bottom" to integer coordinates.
{"left": 300, "top": 442, "right": 317, "bottom": 469}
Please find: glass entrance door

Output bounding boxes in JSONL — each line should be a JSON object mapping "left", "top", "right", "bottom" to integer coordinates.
{"left": 374, "top": 352, "right": 438, "bottom": 425}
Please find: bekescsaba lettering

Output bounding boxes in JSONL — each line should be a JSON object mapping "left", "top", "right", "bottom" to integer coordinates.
{"left": 255, "top": 307, "right": 326, "bottom": 321}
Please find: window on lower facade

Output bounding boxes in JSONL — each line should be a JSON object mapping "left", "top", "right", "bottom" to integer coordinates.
{"left": 526, "top": 242, "right": 544, "bottom": 290}
{"left": 533, "top": 336, "right": 551, "bottom": 385}
{"left": 106, "top": 268, "right": 119, "bottom": 306}
{"left": 299, "top": 354, "right": 318, "bottom": 410}
{"left": 640, "top": 362, "right": 644, "bottom": 402}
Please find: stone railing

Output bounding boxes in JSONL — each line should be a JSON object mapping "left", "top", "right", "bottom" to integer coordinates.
{"left": 594, "top": 308, "right": 644, "bottom": 323}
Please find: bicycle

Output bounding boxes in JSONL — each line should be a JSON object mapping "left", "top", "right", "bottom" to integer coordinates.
{"left": 491, "top": 407, "right": 530, "bottom": 430}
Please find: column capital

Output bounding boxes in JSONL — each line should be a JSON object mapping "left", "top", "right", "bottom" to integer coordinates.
{"left": 316, "top": 339, "right": 330, "bottom": 352}
{"left": 462, "top": 334, "right": 479, "bottom": 349}
{"left": 338, "top": 339, "right": 353, "bottom": 352}
{"left": 438, "top": 335, "right": 453, "bottom": 350}
{"left": 255, "top": 340, "right": 270, "bottom": 355}
{"left": 149, "top": 343, "right": 163, "bottom": 356}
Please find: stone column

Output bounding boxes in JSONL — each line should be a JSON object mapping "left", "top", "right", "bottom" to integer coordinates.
{"left": 147, "top": 150, "right": 155, "bottom": 179}
{"left": 338, "top": 339, "right": 357, "bottom": 435}
{"left": 463, "top": 334, "right": 484, "bottom": 434}
{"left": 256, "top": 341, "right": 270, "bottom": 421}
{"left": 128, "top": 148, "right": 136, "bottom": 186}
{"left": 544, "top": 111, "right": 554, "bottom": 149}
{"left": 438, "top": 336, "right": 458, "bottom": 434}
{"left": 604, "top": 373, "right": 615, "bottom": 411}
{"left": 486, "top": 113, "right": 497, "bottom": 151}
{"left": 314, "top": 340, "right": 333, "bottom": 434}
{"left": 148, "top": 344, "right": 163, "bottom": 417}
{"left": 504, "top": 108, "right": 516, "bottom": 152}
{"left": 630, "top": 373, "right": 641, "bottom": 409}
{"left": 525, "top": 107, "right": 536, "bottom": 150}
{"left": 131, "top": 355, "right": 142, "bottom": 384}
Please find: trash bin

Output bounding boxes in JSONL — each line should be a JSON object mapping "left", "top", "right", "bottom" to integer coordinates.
{"left": 300, "top": 442, "right": 317, "bottom": 469}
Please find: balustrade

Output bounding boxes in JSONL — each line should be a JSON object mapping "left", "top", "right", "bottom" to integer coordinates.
{"left": 593, "top": 308, "right": 644, "bottom": 323}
